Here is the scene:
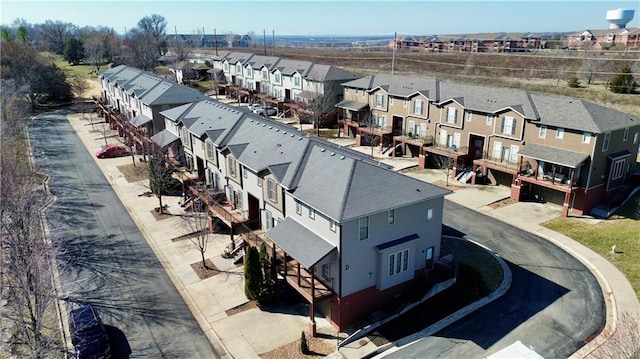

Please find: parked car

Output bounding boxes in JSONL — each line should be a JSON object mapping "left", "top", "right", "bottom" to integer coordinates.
{"left": 95, "top": 144, "right": 128, "bottom": 158}
{"left": 69, "top": 305, "right": 111, "bottom": 359}
{"left": 247, "top": 104, "right": 263, "bottom": 112}
{"left": 253, "top": 106, "right": 277, "bottom": 117}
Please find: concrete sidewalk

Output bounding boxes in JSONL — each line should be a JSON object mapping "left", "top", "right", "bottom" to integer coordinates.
{"left": 68, "top": 111, "right": 639, "bottom": 359}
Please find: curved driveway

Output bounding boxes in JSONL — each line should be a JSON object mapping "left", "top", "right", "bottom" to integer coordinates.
{"left": 29, "top": 111, "right": 217, "bottom": 358}
{"left": 386, "top": 201, "right": 604, "bottom": 359}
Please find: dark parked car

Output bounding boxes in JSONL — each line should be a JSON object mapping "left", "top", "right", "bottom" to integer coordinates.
{"left": 69, "top": 305, "right": 111, "bottom": 359}
{"left": 95, "top": 144, "right": 128, "bottom": 158}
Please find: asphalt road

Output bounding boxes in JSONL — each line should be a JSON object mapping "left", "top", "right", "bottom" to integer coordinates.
{"left": 28, "top": 111, "right": 217, "bottom": 358}
{"left": 385, "top": 201, "right": 605, "bottom": 359}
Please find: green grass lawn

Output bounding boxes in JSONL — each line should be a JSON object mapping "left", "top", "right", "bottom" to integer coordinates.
{"left": 49, "top": 53, "right": 101, "bottom": 81}
{"left": 543, "top": 194, "right": 640, "bottom": 300}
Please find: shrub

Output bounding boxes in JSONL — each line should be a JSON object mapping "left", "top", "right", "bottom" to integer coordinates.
{"left": 300, "top": 331, "right": 309, "bottom": 354}
{"left": 566, "top": 75, "right": 581, "bottom": 88}
{"left": 609, "top": 65, "right": 637, "bottom": 94}
{"left": 244, "top": 246, "right": 262, "bottom": 300}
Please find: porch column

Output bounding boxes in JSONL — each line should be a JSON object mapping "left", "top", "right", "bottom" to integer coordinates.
{"left": 562, "top": 191, "right": 571, "bottom": 217}
{"left": 309, "top": 268, "right": 317, "bottom": 337}
{"left": 230, "top": 221, "right": 235, "bottom": 250}
{"left": 471, "top": 163, "right": 478, "bottom": 185}
{"left": 392, "top": 139, "right": 397, "bottom": 158}
{"left": 297, "top": 263, "right": 301, "bottom": 286}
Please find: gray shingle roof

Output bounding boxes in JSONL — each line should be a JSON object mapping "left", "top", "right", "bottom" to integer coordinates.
{"left": 530, "top": 93, "right": 639, "bottom": 133}
{"left": 519, "top": 143, "right": 590, "bottom": 168}
{"left": 150, "top": 129, "right": 180, "bottom": 148}
{"left": 342, "top": 74, "right": 439, "bottom": 99}
{"left": 438, "top": 81, "right": 537, "bottom": 117}
{"left": 266, "top": 217, "right": 336, "bottom": 268}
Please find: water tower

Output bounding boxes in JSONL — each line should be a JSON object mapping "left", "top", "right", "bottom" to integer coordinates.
{"left": 605, "top": 9, "right": 635, "bottom": 29}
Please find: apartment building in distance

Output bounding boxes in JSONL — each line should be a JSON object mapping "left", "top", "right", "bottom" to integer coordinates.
{"left": 155, "top": 99, "right": 451, "bottom": 333}
{"left": 337, "top": 74, "right": 640, "bottom": 217}
{"left": 389, "top": 32, "right": 543, "bottom": 52}
{"left": 567, "top": 28, "right": 640, "bottom": 49}
{"left": 208, "top": 51, "right": 359, "bottom": 123}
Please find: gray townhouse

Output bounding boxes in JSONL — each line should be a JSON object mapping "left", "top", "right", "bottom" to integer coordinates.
{"left": 154, "top": 99, "right": 451, "bottom": 333}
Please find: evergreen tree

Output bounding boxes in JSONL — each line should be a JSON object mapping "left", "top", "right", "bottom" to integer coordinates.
{"left": 63, "top": 38, "right": 84, "bottom": 65}
{"left": 609, "top": 65, "right": 637, "bottom": 94}
{"left": 244, "top": 246, "right": 262, "bottom": 300}
{"left": 258, "top": 243, "right": 277, "bottom": 305}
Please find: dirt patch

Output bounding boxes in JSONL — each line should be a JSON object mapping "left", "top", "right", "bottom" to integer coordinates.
{"left": 487, "top": 197, "right": 517, "bottom": 209}
{"left": 226, "top": 300, "right": 258, "bottom": 316}
{"left": 259, "top": 335, "right": 336, "bottom": 359}
{"left": 190, "top": 259, "right": 220, "bottom": 280}
{"left": 432, "top": 180, "right": 466, "bottom": 191}
{"left": 150, "top": 207, "right": 171, "bottom": 221}
{"left": 117, "top": 162, "right": 148, "bottom": 182}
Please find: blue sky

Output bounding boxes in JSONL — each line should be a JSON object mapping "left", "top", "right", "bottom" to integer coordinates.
{"left": 2, "top": 0, "right": 639, "bottom": 36}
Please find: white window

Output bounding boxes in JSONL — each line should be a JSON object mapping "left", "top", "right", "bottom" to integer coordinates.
{"left": 294, "top": 76, "right": 300, "bottom": 86}
{"left": 427, "top": 208, "right": 433, "bottom": 220}
{"left": 275, "top": 73, "right": 281, "bottom": 83}
{"left": 236, "top": 64, "right": 241, "bottom": 73}
{"left": 228, "top": 157, "right": 236, "bottom": 177}
{"left": 376, "top": 94, "right": 383, "bottom": 107}
{"left": 262, "top": 69, "right": 268, "bottom": 78}
{"left": 493, "top": 141, "right": 502, "bottom": 160}
{"left": 623, "top": 128, "right": 629, "bottom": 141}
{"left": 267, "top": 179, "right": 276, "bottom": 202}
{"left": 247, "top": 67, "right": 253, "bottom": 77}
{"left": 403, "top": 99, "right": 408, "bottom": 108}
{"left": 329, "top": 221, "right": 336, "bottom": 232}
{"left": 439, "top": 129, "right": 447, "bottom": 146}
{"left": 466, "top": 112, "right": 472, "bottom": 122}
{"left": 389, "top": 97, "right": 394, "bottom": 105}
{"left": 602, "top": 133, "right": 610, "bottom": 151}
{"left": 309, "top": 207, "right": 315, "bottom": 219}
{"left": 388, "top": 209, "right": 395, "bottom": 224}
{"left": 263, "top": 210, "right": 273, "bottom": 230}
{"left": 296, "top": 201, "right": 302, "bottom": 215}
{"left": 510, "top": 145, "right": 519, "bottom": 162}
{"left": 446, "top": 108, "right": 457, "bottom": 123}
{"left": 501, "top": 116, "right": 515, "bottom": 135}
{"left": 414, "top": 100, "right": 423, "bottom": 115}
{"left": 612, "top": 158, "right": 626, "bottom": 180}
{"left": 206, "top": 141, "right": 214, "bottom": 159}
{"left": 257, "top": 177, "right": 262, "bottom": 187}
{"left": 556, "top": 127, "right": 564, "bottom": 139}
{"left": 408, "top": 121, "right": 416, "bottom": 136}
{"left": 355, "top": 89, "right": 359, "bottom": 96}
{"left": 362, "top": 90, "right": 366, "bottom": 97}
{"left": 634, "top": 132, "right": 638, "bottom": 144}
{"left": 582, "top": 132, "right": 591, "bottom": 144}
{"left": 388, "top": 249, "right": 409, "bottom": 276}
{"left": 486, "top": 115, "right": 494, "bottom": 126}
{"left": 359, "top": 216, "right": 368, "bottom": 240}
{"left": 419, "top": 123, "right": 427, "bottom": 137}
{"left": 539, "top": 126, "right": 547, "bottom": 138}
{"left": 453, "top": 132, "right": 461, "bottom": 148}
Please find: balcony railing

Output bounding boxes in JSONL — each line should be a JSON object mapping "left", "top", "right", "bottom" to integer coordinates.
{"left": 187, "top": 184, "right": 249, "bottom": 226}
{"left": 393, "top": 133, "right": 434, "bottom": 146}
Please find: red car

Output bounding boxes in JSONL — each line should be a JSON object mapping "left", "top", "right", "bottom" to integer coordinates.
{"left": 95, "top": 144, "right": 128, "bottom": 158}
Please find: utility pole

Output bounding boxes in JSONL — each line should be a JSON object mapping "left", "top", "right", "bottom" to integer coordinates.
{"left": 391, "top": 32, "right": 396, "bottom": 75}
{"left": 272, "top": 30, "right": 275, "bottom": 56}
{"left": 214, "top": 28, "right": 218, "bottom": 56}
{"left": 263, "top": 30, "right": 267, "bottom": 55}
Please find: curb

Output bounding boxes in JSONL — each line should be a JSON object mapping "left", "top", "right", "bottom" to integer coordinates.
{"left": 65, "top": 113, "right": 232, "bottom": 359}
{"left": 351, "top": 236, "right": 512, "bottom": 359}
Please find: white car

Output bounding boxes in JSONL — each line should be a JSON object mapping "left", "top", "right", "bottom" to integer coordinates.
{"left": 247, "top": 104, "right": 263, "bottom": 112}
{"left": 253, "top": 106, "right": 277, "bottom": 117}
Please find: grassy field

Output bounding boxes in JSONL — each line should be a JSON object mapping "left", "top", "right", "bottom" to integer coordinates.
{"left": 543, "top": 194, "right": 640, "bottom": 299}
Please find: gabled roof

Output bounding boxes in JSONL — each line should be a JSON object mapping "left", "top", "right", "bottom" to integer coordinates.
{"left": 305, "top": 63, "right": 359, "bottom": 82}
{"left": 438, "top": 81, "right": 537, "bottom": 118}
{"left": 342, "top": 74, "right": 439, "bottom": 99}
{"left": 519, "top": 143, "right": 590, "bottom": 168}
{"left": 530, "top": 93, "right": 639, "bottom": 133}
{"left": 272, "top": 58, "right": 314, "bottom": 76}
{"left": 266, "top": 217, "right": 337, "bottom": 268}
{"left": 222, "top": 52, "right": 255, "bottom": 65}
{"left": 245, "top": 54, "right": 281, "bottom": 70}
{"left": 99, "top": 65, "right": 206, "bottom": 107}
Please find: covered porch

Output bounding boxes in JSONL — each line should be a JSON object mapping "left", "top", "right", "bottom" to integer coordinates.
{"left": 263, "top": 217, "right": 337, "bottom": 336}
{"left": 335, "top": 99, "right": 369, "bottom": 137}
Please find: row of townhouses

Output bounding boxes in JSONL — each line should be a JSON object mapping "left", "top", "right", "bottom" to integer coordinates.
{"left": 389, "top": 28, "right": 640, "bottom": 52}
{"left": 335, "top": 74, "right": 640, "bottom": 217}
{"left": 94, "top": 61, "right": 639, "bottom": 332}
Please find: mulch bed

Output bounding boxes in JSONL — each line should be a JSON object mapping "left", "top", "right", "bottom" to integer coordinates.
{"left": 117, "top": 163, "right": 148, "bottom": 182}
{"left": 432, "top": 180, "right": 466, "bottom": 191}
{"left": 225, "top": 300, "right": 258, "bottom": 316}
{"left": 191, "top": 259, "right": 220, "bottom": 280}
{"left": 487, "top": 197, "right": 517, "bottom": 209}
{"left": 150, "top": 207, "right": 171, "bottom": 221}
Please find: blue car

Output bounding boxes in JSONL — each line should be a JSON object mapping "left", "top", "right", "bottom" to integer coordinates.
{"left": 69, "top": 305, "right": 111, "bottom": 359}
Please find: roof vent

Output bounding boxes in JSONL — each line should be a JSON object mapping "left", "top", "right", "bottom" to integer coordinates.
{"left": 269, "top": 126, "right": 273, "bottom": 129}
{"left": 263, "top": 124, "right": 266, "bottom": 127}
{"left": 331, "top": 152, "right": 335, "bottom": 156}
{"left": 340, "top": 156, "right": 345, "bottom": 160}
{"left": 283, "top": 131, "right": 287, "bottom": 135}
{"left": 291, "top": 134, "right": 294, "bottom": 137}
{"left": 276, "top": 129, "right": 279, "bottom": 132}
{"left": 321, "top": 148, "right": 326, "bottom": 152}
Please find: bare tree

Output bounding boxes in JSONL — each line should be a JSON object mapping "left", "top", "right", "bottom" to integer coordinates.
{"left": 84, "top": 34, "right": 105, "bottom": 73}
{"left": 147, "top": 146, "right": 174, "bottom": 214}
{"left": 582, "top": 58, "right": 598, "bottom": 85}
{"left": 181, "top": 211, "right": 213, "bottom": 269}
{"left": 37, "top": 20, "right": 76, "bottom": 55}
{"left": 308, "top": 82, "right": 337, "bottom": 137}
{"left": 96, "top": 123, "right": 114, "bottom": 147}
{"left": 1, "top": 79, "right": 63, "bottom": 358}
{"left": 137, "top": 14, "right": 167, "bottom": 56}
{"left": 441, "top": 152, "right": 456, "bottom": 187}
{"left": 122, "top": 28, "right": 159, "bottom": 71}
